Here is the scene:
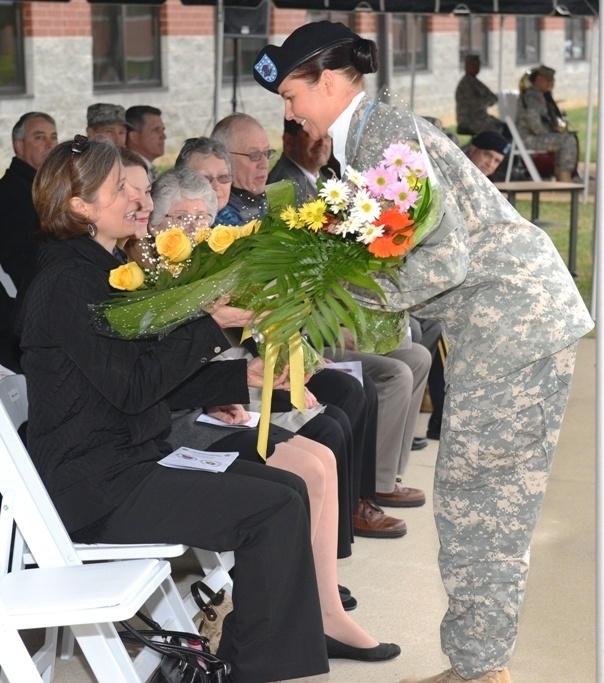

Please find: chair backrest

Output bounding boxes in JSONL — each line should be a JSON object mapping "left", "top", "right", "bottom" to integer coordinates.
{"left": 0, "top": 374, "right": 27, "bottom": 431}
{"left": 498, "top": 90, "right": 542, "bottom": 182}
{"left": 0, "top": 376, "right": 82, "bottom": 576}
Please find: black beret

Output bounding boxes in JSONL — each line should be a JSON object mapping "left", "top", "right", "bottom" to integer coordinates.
{"left": 471, "top": 131, "right": 511, "bottom": 156}
{"left": 253, "top": 21, "right": 359, "bottom": 94}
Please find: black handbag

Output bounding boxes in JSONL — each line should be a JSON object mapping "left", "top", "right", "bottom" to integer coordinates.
{"left": 119, "top": 611, "right": 231, "bottom": 683}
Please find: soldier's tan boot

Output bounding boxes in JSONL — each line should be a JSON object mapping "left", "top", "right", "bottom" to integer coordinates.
{"left": 400, "top": 667, "right": 512, "bottom": 683}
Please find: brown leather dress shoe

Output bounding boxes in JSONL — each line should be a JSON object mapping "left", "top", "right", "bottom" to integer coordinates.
{"left": 374, "top": 484, "right": 426, "bottom": 508}
{"left": 352, "top": 497, "right": 407, "bottom": 538}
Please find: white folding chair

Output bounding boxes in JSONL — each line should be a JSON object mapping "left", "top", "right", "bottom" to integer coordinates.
{"left": 0, "top": 393, "right": 197, "bottom": 682}
{"left": 0, "top": 374, "right": 234, "bottom": 673}
{"left": 498, "top": 90, "right": 542, "bottom": 182}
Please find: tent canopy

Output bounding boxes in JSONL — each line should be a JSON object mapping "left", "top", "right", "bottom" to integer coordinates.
{"left": 183, "top": 0, "right": 598, "bottom": 15}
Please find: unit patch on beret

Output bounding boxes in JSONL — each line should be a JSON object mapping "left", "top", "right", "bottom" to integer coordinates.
{"left": 255, "top": 54, "right": 278, "bottom": 83}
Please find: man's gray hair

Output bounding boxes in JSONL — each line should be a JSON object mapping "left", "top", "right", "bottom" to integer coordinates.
{"left": 12, "top": 112, "right": 56, "bottom": 143}
{"left": 175, "top": 137, "right": 232, "bottom": 173}
{"left": 211, "top": 112, "right": 260, "bottom": 147}
{"left": 149, "top": 167, "right": 217, "bottom": 228}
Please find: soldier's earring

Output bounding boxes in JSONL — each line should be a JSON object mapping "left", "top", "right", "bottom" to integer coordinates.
{"left": 88, "top": 223, "right": 97, "bottom": 237}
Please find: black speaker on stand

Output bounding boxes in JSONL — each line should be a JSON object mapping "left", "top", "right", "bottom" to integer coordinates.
{"left": 223, "top": 0, "right": 269, "bottom": 113}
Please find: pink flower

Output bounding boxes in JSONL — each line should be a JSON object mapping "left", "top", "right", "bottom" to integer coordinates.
{"left": 364, "top": 165, "right": 397, "bottom": 198}
{"left": 382, "top": 143, "right": 414, "bottom": 172}
{"left": 384, "top": 179, "right": 419, "bottom": 213}
{"left": 405, "top": 150, "right": 428, "bottom": 179}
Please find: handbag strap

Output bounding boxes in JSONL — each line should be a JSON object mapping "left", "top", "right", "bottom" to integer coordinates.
{"left": 190, "top": 580, "right": 226, "bottom": 622}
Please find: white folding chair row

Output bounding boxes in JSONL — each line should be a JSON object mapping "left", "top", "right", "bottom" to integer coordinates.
{"left": 0, "top": 374, "right": 232, "bottom": 681}
{"left": 498, "top": 90, "right": 542, "bottom": 182}
{"left": 0, "top": 393, "right": 197, "bottom": 682}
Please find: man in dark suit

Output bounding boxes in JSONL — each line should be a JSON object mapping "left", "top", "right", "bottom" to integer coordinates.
{"left": 268, "top": 118, "right": 332, "bottom": 206}
{"left": 0, "top": 111, "right": 57, "bottom": 291}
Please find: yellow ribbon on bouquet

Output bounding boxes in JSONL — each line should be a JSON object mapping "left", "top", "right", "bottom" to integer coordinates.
{"left": 253, "top": 331, "right": 306, "bottom": 460}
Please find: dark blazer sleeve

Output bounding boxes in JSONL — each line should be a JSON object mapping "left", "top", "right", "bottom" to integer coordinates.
{"left": 38, "top": 260, "right": 249, "bottom": 414}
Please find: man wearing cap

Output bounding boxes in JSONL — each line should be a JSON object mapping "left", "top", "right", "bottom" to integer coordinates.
{"left": 455, "top": 54, "right": 505, "bottom": 136}
{"left": 464, "top": 131, "right": 511, "bottom": 179}
{"left": 86, "top": 103, "right": 130, "bottom": 147}
{"left": 516, "top": 65, "right": 578, "bottom": 182}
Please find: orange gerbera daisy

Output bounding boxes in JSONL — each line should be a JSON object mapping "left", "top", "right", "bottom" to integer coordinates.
{"left": 369, "top": 207, "right": 415, "bottom": 258}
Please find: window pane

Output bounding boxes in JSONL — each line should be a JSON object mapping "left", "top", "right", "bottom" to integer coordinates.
{"left": 92, "top": 4, "right": 161, "bottom": 89}
{"left": 0, "top": 1, "right": 24, "bottom": 93}
{"left": 124, "top": 6, "right": 160, "bottom": 85}
{"left": 459, "top": 16, "right": 489, "bottom": 66}
{"left": 223, "top": 36, "right": 267, "bottom": 86}
{"left": 565, "top": 18, "right": 586, "bottom": 61}
{"left": 392, "top": 15, "right": 427, "bottom": 71}
{"left": 516, "top": 17, "right": 540, "bottom": 65}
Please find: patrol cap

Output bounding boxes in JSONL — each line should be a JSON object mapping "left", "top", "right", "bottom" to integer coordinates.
{"left": 471, "top": 131, "right": 511, "bottom": 156}
{"left": 87, "top": 103, "right": 131, "bottom": 129}
{"left": 534, "top": 65, "right": 556, "bottom": 81}
{"left": 465, "top": 53, "right": 481, "bottom": 64}
{"left": 253, "top": 21, "right": 359, "bottom": 94}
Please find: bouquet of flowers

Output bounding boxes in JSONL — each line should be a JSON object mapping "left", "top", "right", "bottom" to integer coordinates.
{"left": 95, "top": 140, "right": 442, "bottom": 355}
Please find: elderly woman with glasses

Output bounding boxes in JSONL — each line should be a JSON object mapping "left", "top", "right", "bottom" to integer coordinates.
{"left": 175, "top": 136, "right": 234, "bottom": 222}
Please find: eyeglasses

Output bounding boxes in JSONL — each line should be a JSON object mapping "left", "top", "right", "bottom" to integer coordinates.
{"left": 71, "top": 134, "right": 89, "bottom": 155}
{"left": 165, "top": 213, "right": 211, "bottom": 227}
{"left": 203, "top": 173, "right": 233, "bottom": 185}
{"left": 230, "top": 149, "right": 276, "bottom": 163}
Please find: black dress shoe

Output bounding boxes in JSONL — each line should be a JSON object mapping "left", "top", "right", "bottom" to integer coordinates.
{"left": 325, "top": 635, "right": 401, "bottom": 661}
{"left": 340, "top": 593, "right": 357, "bottom": 611}
{"left": 411, "top": 437, "right": 428, "bottom": 450}
{"left": 338, "top": 584, "right": 357, "bottom": 610}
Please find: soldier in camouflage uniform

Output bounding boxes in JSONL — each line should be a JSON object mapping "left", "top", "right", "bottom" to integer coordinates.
{"left": 254, "top": 21, "right": 594, "bottom": 683}
{"left": 515, "top": 65, "right": 578, "bottom": 182}
{"left": 455, "top": 54, "right": 504, "bottom": 136}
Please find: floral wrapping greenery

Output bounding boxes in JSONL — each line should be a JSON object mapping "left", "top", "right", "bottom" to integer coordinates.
{"left": 93, "top": 141, "right": 442, "bottom": 358}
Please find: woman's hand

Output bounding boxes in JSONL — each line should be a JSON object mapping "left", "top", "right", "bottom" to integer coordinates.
{"left": 207, "top": 298, "right": 257, "bottom": 329}
{"left": 303, "top": 387, "right": 319, "bottom": 409}
{"left": 247, "top": 356, "right": 290, "bottom": 390}
{"left": 206, "top": 404, "right": 251, "bottom": 425}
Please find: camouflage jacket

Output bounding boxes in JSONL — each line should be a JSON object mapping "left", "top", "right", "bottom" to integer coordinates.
{"left": 344, "top": 95, "right": 593, "bottom": 391}
{"left": 455, "top": 74, "right": 498, "bottom": 131}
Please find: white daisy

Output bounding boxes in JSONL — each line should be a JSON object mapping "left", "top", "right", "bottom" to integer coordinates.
{"left": 319, "top": 178, "right": 350, "bottom": 210}
{"left": 350, "top": 189, "right": 381, "bottom": 223}
{"left": 356, "top": 222, "right": 385, "bottom": 245}
{"left": 344, "top": 166, "right": 367, "bottom": 189}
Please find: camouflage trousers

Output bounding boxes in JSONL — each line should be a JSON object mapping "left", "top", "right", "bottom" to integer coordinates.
{"left": 434, "top": 343, "right": 577, "bottom": 679}
{"left": 522, "top": 131, "right": 578, "bottom": 172}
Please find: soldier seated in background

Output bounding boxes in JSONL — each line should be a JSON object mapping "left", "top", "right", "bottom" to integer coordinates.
{"left": 516, "top": 65, "right": 579, "bottom": 182}
{"left": 455, "top": 53, "right": 505, "bottom": 136}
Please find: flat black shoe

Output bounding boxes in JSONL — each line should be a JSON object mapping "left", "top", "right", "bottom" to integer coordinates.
{"left": 338, "top": 584, "right": 351, "bottom": 596}
{"left": 340, "top": 593, "right": 357, "bottom": 611}
{"left": 411, "top": 437, "right": 428, "bottom": 450}
{"left": 325, "top": 635, "right": 401, "bottom": 661}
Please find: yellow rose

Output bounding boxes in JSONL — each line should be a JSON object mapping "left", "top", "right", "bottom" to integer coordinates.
{"left": 155, "top": 227, "right": 193, "bottom": 263}
{"left": 208, "top": 225, "right": 240, "bottom": 253}
{"left": 239, "top": 219, "right": 261, "bottom": 237}
{"left": 108, "top": 262, "right": 145, "bottom": 291}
